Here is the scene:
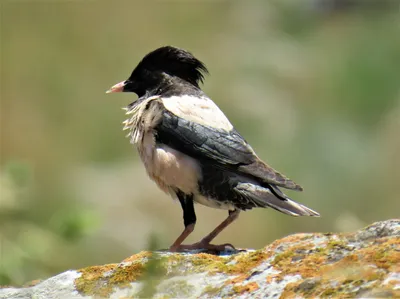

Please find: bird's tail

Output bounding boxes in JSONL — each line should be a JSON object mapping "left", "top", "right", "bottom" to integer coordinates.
{"left": 236, "top": 183, "right": 320, "bottom": 217}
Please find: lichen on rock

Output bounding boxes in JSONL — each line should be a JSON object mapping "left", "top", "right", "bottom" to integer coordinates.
{"left": 0, "top": 219, "right": 399, "bottom": 298}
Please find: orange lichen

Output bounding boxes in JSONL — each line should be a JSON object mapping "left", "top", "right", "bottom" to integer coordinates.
{"left": 109, "top": 262, "right": 146, "bottom": 284}
{"left": 231, "top": 282, "right": 259, "bottom": 295}
{"left": 270, "top": 243, "right": 328, "bottom": 280}
{"left": 75, "top": 261, "right": 145, "bottom": 297}
{"left": 74, "top": 263, "right": 119, "bottom": 297}
{"left": 267, "top": 233, "right": 321, "bottom": 253}
{"left": 280, "top": 234, "right": 400, "bottom": 298}
{"left": 359, "top": 238, "right": 400, "bottom": 270}
{"left": 182, "top": 249, "right": 272, "bottom": 278}
{"left": 190, "top": 252, "right": 225, "bottom": 271}
{"left": 225, "top": 274, "right": 248, "bottom": 285}
{"left": 73, "top": 221, "right": 399, "bottom": 298}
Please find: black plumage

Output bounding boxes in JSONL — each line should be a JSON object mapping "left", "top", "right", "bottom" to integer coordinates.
{"left": 107, "top": 46, "right": 320, "bottom": 252}
{"left": 125, "top": 46, "right": 207, "bottom": 97}
{"left": 155, "top": 110, "right": 254, "bottom": 165}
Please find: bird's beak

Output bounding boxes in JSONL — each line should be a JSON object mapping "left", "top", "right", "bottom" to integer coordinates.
{"left": 106, "top": 80, "right": 126, "bottom": 93}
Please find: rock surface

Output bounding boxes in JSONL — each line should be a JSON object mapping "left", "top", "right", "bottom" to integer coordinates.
{"left": 1, "top": 219, "right": 399, "bottom": 299}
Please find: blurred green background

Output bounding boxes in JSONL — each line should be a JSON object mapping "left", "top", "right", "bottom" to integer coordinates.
{"left": 1, "top": 0, "right": 399, "bottom": 286}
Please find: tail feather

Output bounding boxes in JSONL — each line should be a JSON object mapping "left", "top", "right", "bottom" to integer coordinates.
{"left": 235, "top": 183, "right": 320, "bottom": 217}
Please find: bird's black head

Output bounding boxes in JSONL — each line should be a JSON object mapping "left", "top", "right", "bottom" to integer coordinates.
{"left": 107, "top": 46, "right": 208, "bottom": 97}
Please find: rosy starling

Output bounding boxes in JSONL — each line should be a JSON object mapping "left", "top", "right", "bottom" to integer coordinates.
{"left": 107, "top": 46, "right": 319, "bottom": 252}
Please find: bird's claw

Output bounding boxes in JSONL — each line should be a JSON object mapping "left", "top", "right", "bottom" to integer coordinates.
{"left": 169, "top": 241, "right": 236, "bottom": 253}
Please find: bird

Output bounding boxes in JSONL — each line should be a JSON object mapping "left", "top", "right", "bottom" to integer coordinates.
{"left": 106, "top": 46, "right": 320, "bottom": 252}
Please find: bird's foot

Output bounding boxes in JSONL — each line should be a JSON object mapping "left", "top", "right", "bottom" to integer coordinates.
{"left": 169, "top": 241, "right": 236, "bottom": 254}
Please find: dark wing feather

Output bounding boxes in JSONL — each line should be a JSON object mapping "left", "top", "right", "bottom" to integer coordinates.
{"left": 238, "top": 160, "right": 303, "bottom": 191}
{"left": 158, "top": 110, "right": 253, "bottom": 164}
{"left": 155, "top": 108, "right": 303, "bottom": 191}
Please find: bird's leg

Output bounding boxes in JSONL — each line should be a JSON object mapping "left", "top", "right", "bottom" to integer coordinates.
{"left": 178, "top": 209, "right": 241, "bottom": 252}
{"left": 199, "top": 209, "right": 240, "bottom": 246}
{"left": 169, "top": 193, "right": 196, "bottom": 252}
{"left": 169, "top": 223, "right": 195, "bottom": 251}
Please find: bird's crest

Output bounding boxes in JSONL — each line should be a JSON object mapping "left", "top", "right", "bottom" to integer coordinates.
{"left": 129, "top": 46, "right": 208, "bottom": 88}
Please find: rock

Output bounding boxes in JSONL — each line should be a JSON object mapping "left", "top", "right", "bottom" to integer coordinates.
{"left": 1, "top": 219, "right": 399, "bottom": 299}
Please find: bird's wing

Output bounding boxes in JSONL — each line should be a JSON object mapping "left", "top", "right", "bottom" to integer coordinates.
{"left": 155, "top": 97, "right": 302, "bottom": 191}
